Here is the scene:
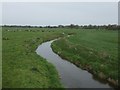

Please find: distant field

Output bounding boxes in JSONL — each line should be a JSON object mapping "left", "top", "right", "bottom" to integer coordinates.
{"left": 52, "top": 29, "right": 118, "bottom": 86}
{"left": 2, "top": 27, "right": 71, "bottom": 88}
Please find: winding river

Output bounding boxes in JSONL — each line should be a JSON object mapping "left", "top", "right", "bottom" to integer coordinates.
{"left": 36, "top": 39, "right": 113, "bottom": 88}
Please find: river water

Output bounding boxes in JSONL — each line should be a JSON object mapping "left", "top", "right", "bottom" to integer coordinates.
{"left": 36, "top": 39, "right": 113, "bottom": 88}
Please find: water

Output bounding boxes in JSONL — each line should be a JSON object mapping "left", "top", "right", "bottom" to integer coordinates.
{"left": 36, "top": 39, "right": 113, "bottom": 88}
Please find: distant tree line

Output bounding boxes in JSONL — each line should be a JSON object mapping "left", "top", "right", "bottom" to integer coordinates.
{"left": 2, "top": 24, "right": 120, "bottom": 30}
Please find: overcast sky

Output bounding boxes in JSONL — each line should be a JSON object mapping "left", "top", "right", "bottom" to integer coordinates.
{"left": 2, "top": 2, "right": 118, "bottom": 26}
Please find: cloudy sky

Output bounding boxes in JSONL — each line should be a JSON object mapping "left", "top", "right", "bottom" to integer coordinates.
{"left": 2, "top": 2, "right": 118, "bottom": 26}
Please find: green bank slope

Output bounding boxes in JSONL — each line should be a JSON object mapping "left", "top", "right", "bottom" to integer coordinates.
{"left": 2, "top": 27, "right": 66, "bottom": 88}
{"left": 52, "top": 29, "right": 118, "bottom": 86}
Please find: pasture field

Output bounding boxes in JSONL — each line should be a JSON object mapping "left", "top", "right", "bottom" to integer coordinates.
{"left": 2, "top": 27, "right": 73, "bottom": 88}
{"left": 2, "top": 26, "right": 118, "bottom": 88}
{"left": 52, "top": 29, "right": 118, "bottom": 86}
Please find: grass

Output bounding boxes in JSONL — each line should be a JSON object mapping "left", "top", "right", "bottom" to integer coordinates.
{"left": 51, "top": 29, "right": 118, "bottom": 87}
{"left": 2, "top": 27, "right": 69, "bottom": 88}
{"left": 2, "top": 27, "right": 119, "bottom": 88}
{"left": 0, "top": 26, "right": 2, "bottom": 89}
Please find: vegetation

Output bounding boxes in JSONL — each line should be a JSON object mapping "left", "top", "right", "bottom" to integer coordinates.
{"left": 0, "top": 26, "right": 2, "bottom": 89}
{"left": 52, "top": 29, "right": 118, "bottom": 87}
{"left": 2, "top": 25, "right": 119, "bottom": 88}
{"left": 3, "top": 24, "right": 120, "bottom": 30}
{"left": 2, "top": 27, "right": 68, "bottom": 88}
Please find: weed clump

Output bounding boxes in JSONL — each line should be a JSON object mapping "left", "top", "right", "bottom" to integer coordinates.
{"left": 30, "top": 67, "right": 39, "bottom": 73}
{"left": 2, "top": 37, "right": 9, "bottom": 40}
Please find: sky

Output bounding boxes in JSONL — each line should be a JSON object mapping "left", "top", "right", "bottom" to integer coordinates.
{"left": 118, "top": 1, "right": 120, "bottom": 25}
{"left": 2, "top": 2, "right": 118, "bottom": 26}
{"left": 0, "top": 0, "right": 119, "bottom": 2}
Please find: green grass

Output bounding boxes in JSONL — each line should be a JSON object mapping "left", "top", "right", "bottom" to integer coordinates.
{"left": 52, "top": 29, "right": 118, "bottom": 86}
{"left": 0, "top": 27, "right": 2, "bottom": 89}
{"left": 2, "top": 27, "right": 69, "bottom": 88}
{"left": 2, "top": 27, "right": 118, "bottom": 88}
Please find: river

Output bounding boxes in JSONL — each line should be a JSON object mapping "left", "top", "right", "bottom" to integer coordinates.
{"left": 36, "top": 39, "right": 113, "bottom": 88}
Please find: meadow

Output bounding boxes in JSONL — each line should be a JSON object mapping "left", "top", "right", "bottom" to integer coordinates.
{"left": 2, "top": 27, "right": 71, "bottom": 88}
{"left": 2, "top": 26, "right": 118, "bottom": 88}
{"left": 52, "top": 29, "right": 118, "bottom": 87}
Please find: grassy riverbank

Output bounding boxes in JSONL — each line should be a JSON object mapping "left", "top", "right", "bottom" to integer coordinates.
{"left": 52, "top": 29, "right": 118, "bottom": 87}
{"left": 2, "top": 27, "right": 68, "bottom": 88}
{"left": 2, "top": 27, "right": 118, "bottom": 88}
